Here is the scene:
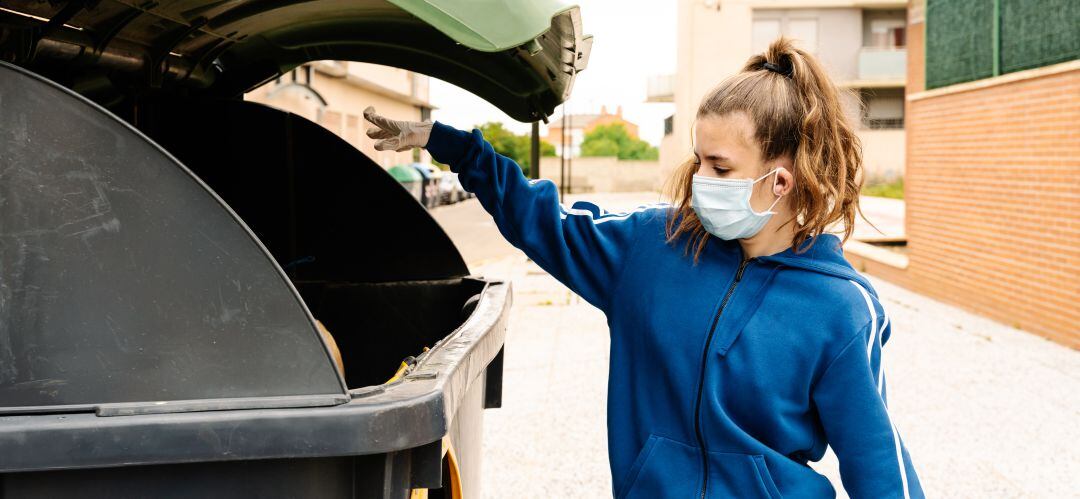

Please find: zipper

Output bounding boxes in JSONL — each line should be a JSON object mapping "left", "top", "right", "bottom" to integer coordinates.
{"left": 693, "top": 256, "right": 753, "bottom": 499}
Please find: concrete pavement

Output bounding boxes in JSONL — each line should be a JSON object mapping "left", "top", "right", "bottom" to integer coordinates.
{"left": 431, "top": 193, "right": 1079, "bottom": 498}
{"left": 853, "top": 195, "right": 905, "bottom": 241}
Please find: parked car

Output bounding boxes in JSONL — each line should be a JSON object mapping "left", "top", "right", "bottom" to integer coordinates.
{"left": 0, "top": 0, "right": 591, "bottom": 497}
{"left": 412, "top": 162, "right": 442, "bottom": 209}
{"left": 440, "top": 172, "right": 468, "bottom": 204}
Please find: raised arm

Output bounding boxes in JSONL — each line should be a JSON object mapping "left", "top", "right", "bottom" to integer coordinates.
{"left": 363, "top": 107, "right": 665, "bottom": 313}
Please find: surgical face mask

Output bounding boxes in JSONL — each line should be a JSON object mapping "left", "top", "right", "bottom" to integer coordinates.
{"left": 691, "top": 168, "right": 783, "bottom": 240}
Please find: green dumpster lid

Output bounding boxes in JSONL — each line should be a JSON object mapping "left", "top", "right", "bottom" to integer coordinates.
{"left": 388, "top": 164, "right": 424, "bottom": 182}
{"left": 0, "top": 0, "right": 593, "bottom": 122}
{"left": 388, "top": 0, "right": 582, "bottom": 52}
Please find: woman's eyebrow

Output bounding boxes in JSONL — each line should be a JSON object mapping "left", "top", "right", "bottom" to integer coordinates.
{"left": 695, "top": 152, "right": 730, "bottom": 161}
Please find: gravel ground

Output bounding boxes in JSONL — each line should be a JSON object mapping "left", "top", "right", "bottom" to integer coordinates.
{"left": 473, "top": 253, "right": 1080, "bottom": 498}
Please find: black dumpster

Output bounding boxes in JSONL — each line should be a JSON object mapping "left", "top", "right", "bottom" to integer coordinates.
{"left": 0, "top": 59, "right": 510, "bottom": 499}
{"left": 0, "top": 0, "right": 593, "bottom": 494}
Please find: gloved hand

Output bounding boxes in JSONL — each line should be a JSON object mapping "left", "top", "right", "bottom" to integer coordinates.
{"left": 363, "top": 106, "right": 433, "bottom": 152}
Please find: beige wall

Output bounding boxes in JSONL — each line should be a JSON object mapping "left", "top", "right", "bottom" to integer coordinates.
{"left": 860, "top": 129, "right": 904, "bottom": 180}
{"left": 658, "top": 132, "right": 685, "bottom": 186}
{"left": 751, "top": 7, "right": 864, "bottom": 80}
{"left": 667, "top": 0, "right": 906, "bottom": 180}
{"left": 245, "top": 61, "right": 431, "bottom": 169}
{"left": 344, "top": 62, "right": 423, "bottom": 99}
{"left": 538, "top": 156, "right": 663, "bottom": 193}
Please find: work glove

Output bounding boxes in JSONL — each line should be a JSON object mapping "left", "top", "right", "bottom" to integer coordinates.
{"left": 363, "top": 106, "right": 433, "bottom": 152}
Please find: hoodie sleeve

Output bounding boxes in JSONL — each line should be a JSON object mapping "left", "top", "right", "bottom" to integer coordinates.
{"left": 812, "top": 302, "right": 925, "bottom": 499}
{"left": 425, "top": 121, "right": 660, "bottom": 313}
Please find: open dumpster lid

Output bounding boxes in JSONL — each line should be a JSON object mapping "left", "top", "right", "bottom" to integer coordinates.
{"left": 0, "top": 60, "right": 348, "bottom": 413}
{"left": 0, "top": 0, "right": 592, "bottom": 122}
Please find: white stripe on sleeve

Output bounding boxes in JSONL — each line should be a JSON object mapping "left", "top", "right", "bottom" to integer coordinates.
{"left": 848, "top": 280, "right": 910, "bottom": 499}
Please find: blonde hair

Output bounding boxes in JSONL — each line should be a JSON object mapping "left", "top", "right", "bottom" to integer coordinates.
{"left": 665, "top": 36, "right": 867, "bottom": 261}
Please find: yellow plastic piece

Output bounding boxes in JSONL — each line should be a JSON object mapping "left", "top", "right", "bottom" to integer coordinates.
{"left": 408, "top": 436, "right": 463, "bottom": 499}
{"left": 314, "top": 319, "right": 345, "bottom": 378}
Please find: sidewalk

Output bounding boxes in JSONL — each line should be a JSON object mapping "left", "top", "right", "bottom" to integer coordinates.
{"left": 474, "top": 252, "right": 1080, "bottom": 498}
{"left": 853, "top": 195, "right": 905, "bottom": 240}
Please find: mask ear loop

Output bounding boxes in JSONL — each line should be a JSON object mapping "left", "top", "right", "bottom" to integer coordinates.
{"left": 754, "top": 168, "right": 784, "bottom": 213}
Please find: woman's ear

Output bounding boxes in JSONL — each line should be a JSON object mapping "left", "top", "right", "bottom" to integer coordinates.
{"left": 774, "top": 166, "right": 794, "bottom": 197}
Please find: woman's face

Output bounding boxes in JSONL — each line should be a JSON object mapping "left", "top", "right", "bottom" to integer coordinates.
{"left": 692, "top": 111, "right": 762, "bottom": 179}
{"left": 692, "top": 112, "right": 793, "bottom": 213}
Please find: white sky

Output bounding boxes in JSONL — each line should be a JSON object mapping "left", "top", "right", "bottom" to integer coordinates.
{"left": 430, "top": 0, "right": 677, "bottom": 146}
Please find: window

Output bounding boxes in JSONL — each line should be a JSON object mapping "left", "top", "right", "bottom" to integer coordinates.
{"left": 751, "top": 19, "right": 781, "bottom": 54}
{"left": 788, "top": 18, "right": 819, "bottom": 54}
{"left": 870, "top": 19, "right": 906, "bottom": 49}
{"left": 860, "top": 88, "right": 905, "bottom": 129}
{"left": 752, "top": 16, "right": 818, "bottom": 55}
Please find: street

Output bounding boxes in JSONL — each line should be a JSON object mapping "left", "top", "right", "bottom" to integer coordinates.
{"left": 432, "top": 193, "right": 1080, "bottom": 498}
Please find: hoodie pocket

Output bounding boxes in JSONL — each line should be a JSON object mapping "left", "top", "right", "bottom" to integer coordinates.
{"left": 617, "top": 436, "right": 783, "bottom": 499}
{"left": 707, "top": 450, "right": 783, "bottom": 499}
{"left": 614, "top": 435, "right": 658, "bottom": 499}
{"left": 617, "top": 436, "right": 701, "bottom": 499}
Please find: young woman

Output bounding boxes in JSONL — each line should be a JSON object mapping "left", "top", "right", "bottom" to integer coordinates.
{"left": 364, "top": 37, "right": 924, "bottom": 499}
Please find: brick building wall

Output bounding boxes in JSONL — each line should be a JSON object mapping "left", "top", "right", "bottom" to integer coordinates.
{"left": 905, "top": 64, "right": 1080, "bottom": 348}
{"left": 906, "top": 2, "right": 925, "bottom": 94}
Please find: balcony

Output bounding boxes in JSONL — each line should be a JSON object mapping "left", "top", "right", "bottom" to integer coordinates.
{"left": 856, "top": 48, "right": 907, "bottom": 86}
{"left": 646, "top": 74, "right": 674, "bottom": 102}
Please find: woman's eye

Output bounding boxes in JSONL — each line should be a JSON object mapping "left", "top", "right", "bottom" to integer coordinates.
{"left": 712, "top": 165, "right": 729, "bottom": 174}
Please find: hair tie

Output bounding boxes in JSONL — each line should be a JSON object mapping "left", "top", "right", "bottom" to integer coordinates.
{"left": 762, "top": 62, "right": 792, "bottom": 78}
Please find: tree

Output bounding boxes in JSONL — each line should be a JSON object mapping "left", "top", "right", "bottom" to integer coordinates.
{"left": 474, "top": 122, "right": 555, "bottom": 177}
{"left": 580, "top": 123, "right": 659, "bottom": 160}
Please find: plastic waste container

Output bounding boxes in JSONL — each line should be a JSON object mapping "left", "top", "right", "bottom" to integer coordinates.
{"left": 0, "top": 58, "right": 510, "bottom": 499}
{"left": 390, "top": 165, "right": 425, "bottom": 202}
{"left": 410, "top": 162, "right": 439, "bottom": 209}
{"left": 0, "top": 0, "right": 592, "bottom": 496}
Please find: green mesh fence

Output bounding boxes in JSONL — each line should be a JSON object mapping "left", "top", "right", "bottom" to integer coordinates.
{"left": 1000, "top": 0, "right": 1080, "bottom": 73}
{"left": 925, "top": 0, "right": 996, "bottom": 89}
{"left": 926, "top": 0, "right": 1080, "bottom": 89}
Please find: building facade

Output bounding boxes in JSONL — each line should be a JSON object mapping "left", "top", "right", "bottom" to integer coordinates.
{"left": 245, "top": 61, "right": 433, "bottom": 169}
{"left": 659, "top": 0, "right": 908, "bottom": 183}
{"left": 897, "top": 0, "right": 1079, "bottom": 347}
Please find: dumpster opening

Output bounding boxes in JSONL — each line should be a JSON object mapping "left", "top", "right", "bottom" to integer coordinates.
{"left": 135, "top": 96, "right": 482, "bottom": 390}
{"left": 298, "top": 278, "right": 486, "bottom": 389}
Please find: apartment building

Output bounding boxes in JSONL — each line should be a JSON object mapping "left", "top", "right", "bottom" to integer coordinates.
{"left": 246, "top": 61, "right": 434, "bottom": 169}
{"left": 654, "top": 0, "right": 908, "bottom": 183}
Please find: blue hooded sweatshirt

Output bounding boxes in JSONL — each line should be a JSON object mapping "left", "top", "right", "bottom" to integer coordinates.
{"left": 426, "top": 122, "right": 924, "bottom": 499}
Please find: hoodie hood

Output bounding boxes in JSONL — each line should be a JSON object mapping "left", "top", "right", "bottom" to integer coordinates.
{"left": 757, "top": 233, "right": 874, "bottom": 294}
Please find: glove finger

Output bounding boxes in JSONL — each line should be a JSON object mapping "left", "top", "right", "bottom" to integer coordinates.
{"left": 366, "top": 127, "right": 393, "bottom": 139}
{"left": 374, "top": 137, "right": 400, "bottom": 151}
{"left": 363, "top": 106, "right": 400, "bottom": 134}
